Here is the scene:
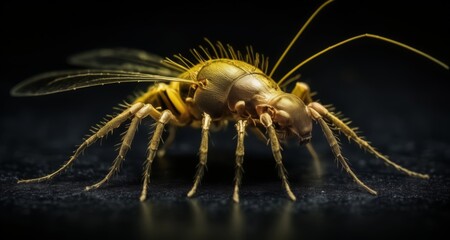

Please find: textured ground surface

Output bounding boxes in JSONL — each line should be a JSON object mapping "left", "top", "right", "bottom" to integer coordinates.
{"left": 1, "top": 116, "right": 450, "bottom": 240}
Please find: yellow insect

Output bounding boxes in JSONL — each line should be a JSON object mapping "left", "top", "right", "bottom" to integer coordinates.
{"left": 11, "top": 0, "right": 448, "bottom": 202}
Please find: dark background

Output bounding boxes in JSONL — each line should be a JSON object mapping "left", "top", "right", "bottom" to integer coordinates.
{"left": 1, "top": 1, "right": 449, "bottom": 239}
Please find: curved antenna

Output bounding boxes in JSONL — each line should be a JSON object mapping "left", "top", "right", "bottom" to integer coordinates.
{"left": 278, "top": 33, "right": 449, "bottom": 86}
{"left": 269, "top": 0, "right": 334, "bottom": 78}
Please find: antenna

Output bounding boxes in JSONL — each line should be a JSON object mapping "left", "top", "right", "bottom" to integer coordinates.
{"left": 269, "top": 0, "right": 334, "bottom": 78}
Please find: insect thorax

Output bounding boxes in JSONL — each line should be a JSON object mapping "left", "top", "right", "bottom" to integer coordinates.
{"left": 188, "top": 59, "right": 281, "bottom": 119}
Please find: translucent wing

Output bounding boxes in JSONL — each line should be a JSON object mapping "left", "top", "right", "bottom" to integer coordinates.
{"left": 68, "top": 48, "right": 182, "bottom": 76}
{"left": 11, "top": 70, "right": 196, "bottom": 96}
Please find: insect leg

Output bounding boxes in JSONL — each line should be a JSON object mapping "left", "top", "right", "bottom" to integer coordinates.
{"left": 140, "top": 110, "right": 174, "bottom": 202}
{"left": 260, "top": 113, "right": 297, "bottom": 201}
{"left": 85, "top": 104, "right": 152, "bottom": 191}
{"left": 157, "top": 125, "right": 177, "bottom": 158}
{"left": 308, "top": 105, "right": 377, "bottom": 195}
{"left": 17, "top": 102, "right": 146, "bottom": 184}
{"left": 233, "top": 119, "right": 247, "bottom": 203}
{"left": 187, "top": 113, "right": 212, "bottom": 198}
{"left": 309, "top": 102, "right": 429, "bottom": 179}
{"left": 290, "top": 82, "right": 313, "bottom": 104}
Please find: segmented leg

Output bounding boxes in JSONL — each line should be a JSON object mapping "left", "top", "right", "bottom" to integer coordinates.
{"left": 187, "top": 113, "right": 211, "bottom": 198}
{"left": 309, "top": 102, "right": 429, "bottom": 179}
{"left": 306, "top": 143, "right": 323, "bottom": 178}
{"left": 86, "top": 104, "right": 152, "bottom": 191}
{"left": 290, "top": 82, "right": 313, "bottom": 104}
{"left": 308, "top": 106, "right": 377, "bottom": 195}
{"left": 260, "top": 113, "right": 297, "bottom": 201}
{"left": 140, "top": 110, "right": 174, "bottom": 202}
{"left": 17, "top": 102, "right": 146, "bottom": 184}
{"left": 233, "top": 119, "right": 247, "bottom": 203}
{"left": 157, "top": 125, "right": 177, "bottom": 158}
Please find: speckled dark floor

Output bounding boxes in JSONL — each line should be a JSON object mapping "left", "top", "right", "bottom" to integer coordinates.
{"left": 1, "top": 1, "right": 450, "bottom": 240}
{"left": 1, "top": 113, "right": 450, "bottom": 240}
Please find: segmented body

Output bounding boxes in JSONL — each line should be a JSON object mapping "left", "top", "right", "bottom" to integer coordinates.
{"left": 135, "top": 58, "right": 280, "bottom": 126}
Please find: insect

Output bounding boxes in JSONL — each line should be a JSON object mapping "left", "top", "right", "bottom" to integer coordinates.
{"left": 11, "top": 0, "right": 448, "bottom": 202}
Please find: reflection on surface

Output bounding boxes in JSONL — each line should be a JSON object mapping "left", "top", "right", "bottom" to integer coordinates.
{"left": 269, "top": 202, "right": 294, "bottom": 240}
{"left": 139, "top": 199, "right": 296, "bottom": 240}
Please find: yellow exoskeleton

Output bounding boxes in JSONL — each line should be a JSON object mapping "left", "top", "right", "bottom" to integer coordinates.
{"left": 11, "top": 0, "right": 448, "bottom": 202}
